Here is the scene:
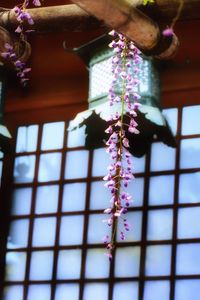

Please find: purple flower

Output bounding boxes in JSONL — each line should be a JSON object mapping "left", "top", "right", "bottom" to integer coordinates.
{"left": 163, "top": 27, "right": 174, "bottom": 37}
{"left": 33, "top": 0, "right": 41, "bottom": 6}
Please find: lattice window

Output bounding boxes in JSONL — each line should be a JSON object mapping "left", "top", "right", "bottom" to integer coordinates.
{"left": 2, "top": 105, "right": 200, "bottom": 300}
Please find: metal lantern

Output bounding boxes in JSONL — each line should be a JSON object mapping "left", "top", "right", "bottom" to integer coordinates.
{"left": 0, "top": 63, "right": 12, "bottom": 153}
{"left": 66, "top": 34, "right": 176, "bottom": 157}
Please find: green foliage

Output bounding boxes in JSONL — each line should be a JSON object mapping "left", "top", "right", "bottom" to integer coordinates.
{"left": 143, "top": 0, "right": 155, "bottom": 5}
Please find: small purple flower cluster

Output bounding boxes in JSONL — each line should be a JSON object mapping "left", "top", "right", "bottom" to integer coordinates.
{"left": 103, "top": 31, "right": 142, "bottom": 260}
{"left": 1, "top": 43, "right": 31, "bottom": 85}
{"left": 1, "top": 1, "right": 42, "bottom": 85}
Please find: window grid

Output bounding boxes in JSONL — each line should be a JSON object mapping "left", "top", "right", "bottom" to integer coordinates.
{"left": 3, "top": 105, "right": 200, "bottom": 300}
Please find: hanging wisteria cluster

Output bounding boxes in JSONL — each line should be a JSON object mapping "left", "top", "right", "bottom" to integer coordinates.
{"left": 103, "top": 31, "right": 142, "bottom": 260}
{"left": 1, "top": 0, "right": 42, "bottom": 85}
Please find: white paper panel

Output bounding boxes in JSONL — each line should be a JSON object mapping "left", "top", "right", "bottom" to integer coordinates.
{"left": 182, "top": 105, "right": 200, "bottom": 135}
{"left": 5, "top": 252, "right": 26, "bottom": 281}
{"left": 116, "top": 211, "right": 142, "bottom": 242}
{"left": 150, "top": 143, "right": 176, "bottom": 171}
{"left": 92, "top": 148, "right": 111, "bottom": 177}
{"left": 180, "top": 138, "right": 200, "bottom": 169}
{"left": 90, "top": 181, "right": 111, "bottom": 210}
{"left": 176, "top": 244, "right": 200, "bottom": 275}
{"left": 149, "top": 175, "right": 174, "bottom": 205}
{"left": 28, "top": 285, "right": 51, "bottom": 300}
{"left": 83, "top": 284, "right": 108, "bottom": 300}
{"left": 67, "top": 124, "right": 86, "bottom": 148}
{"left": 30, "top": 251, "right": 53, "bottom": 280}
{"left": 8, "top": 219, "right": 29, "bottom": 249}
{"left": 59, "top": 215, "right": 84, "bottom": 245}
{"left": 115, "top": 247, "right": 140, "bottom": 277}
{"left": 147, "top": 209, "right": 173, "bottom": 240}
{"left": 163, "top": 108, "right": 178, "bottom": 136}
{"left": 175, "top": 280, "right": 200, "bottom": 300}
{"left": 179, "top": 173, "right": 200, "bottom": 203}
{"left": 32, "top": 217, "right": 56, "bottom": 246}
{"left": 65, "top": 150, "right": 89, "bottom": 179}
{"left": 145, "top": 245, "right": 171, "bottom": 276}
{"left": 85, "top": 249, "right": 110, "bottom": 278}
{"left": 57, "top": 250, "right": 81, "bottom": 279}
{"left": 16, "top": 125, "right": 38, "bottom": 153}
{"left": 3, "top": 285, "right": 23, "bottom": 300}
{"left": 14, "top": 155, "right": 36, "bottom": 183}
{"left": 55, "top": 284, "right": 79, "bottom": 300}
{"left": 113, "top": 282, "right": 139, "bottom": 300}
{"left": 87, "top": 214, "right": 111, "bottom": 244}
{"left": 126, "top": 177, "right": 144, "bottom": 207}
{"left": 62, "top": 183, "right": 86, "bottom": 212}
{"left": 132, "top": 156, "right": 146, "bottom": 174}
{"left": 0, "top": 151, "right": 3, "bottom": 159}
{"left": 144, "top": 281, "right": 170, "bottom": 300}
{"left": 38, "top": 153, "right": 61, "bottom": 182}
{"left": 0, "top": 161, "right": 3, "bottom": 186}
{"left": 35, "top": 185, "right": 59, "bottom": 214}
{"left": 41, "top": 122, "right": 65, "bottom": 150}
{"left": 11, "top": 188, "right": 32, "bottom": 215}
{"left": 178, "top": 207, "right": 200, "bottom": 238}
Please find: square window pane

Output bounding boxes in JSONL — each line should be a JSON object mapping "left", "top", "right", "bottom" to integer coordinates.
{"left": 83, "top": 283, "right": 108, "bottom": 300}
{"left": 115, "top": 247, "right": 140, "bottom": 277}
{"left": 87, "top": 214, "right": 111, "bottom": 244}
{"left": 59, "top": 216, "right": 84, "bottom": 246}
{"left": 3, "top": 285, "right": 23, "bottom": 300}
{"left": 35, "top": 185, "right": 59, "bottom": 214}
{"left": 145, "top": 245, "right": 172, "bottom": 276}
{"left": 149, "top": 175, "right": 174, "bottom": 205}
{"left": 55, "top": 284, "right": 79, "bottom": 300}
{"left": 116, "top": 211, "right": 142, "bottom": 242}
{"left": 16, "top": 125, "right": 38, "bottom": 153}
{"left": 92, "top": 148, "right": 111, "bottom": 177}
{"left": 30, "top": 251, "right": 53, "bottom": 280}
{"left": 32, "top": 217, "right": 56, "bottom": 247}
{"left": 85, "top": 249, "right": 110, "bottom": 278}
{"left": 62, "top": 183, "right": 86, "bottom": 212}
{"left": 182, "top": 105, "right": 200, "bottom": 135}
{"left": 41, "top": 122, "right": 65, "bottom": 150}
{"left": 8, "top": 219, "right": 29, "bottom": 249}
{"left": 175, "top": 279, "right": 200, "bottom": 300}
{"left": 178, "top": 207, "right": 200, "bottom": 239}
{"left": 67, "top": 124, "right": 86, "bottom": 148}
{"left": 0, "top": 161, "right": 3, "bottom": 186}
{"left": 147, "top": 209, "right": 173, "bottom": 240}
{"left": 163, "top": 108, "right": 178, "bottom": 136}
{"left": 144, "top": 281, "right": 170, "bottom": 300}
{"left": 57, "top": 250, "right": 81, "bottom": 279}
{"left": 126, "top": 177, "right": 144, "bottom": 207}
{"left": 28, "top": 285, "right": 51, "bottom": 300}
{"left": 150, "top": 143, "right": 176, "bottom": 171}
{"left": 113, "top": 282, "right": 139, "bottom": 300}
{"left": 65, "top": 150, "right": 89, "bottom": 179}
{"left": 11, "top": 188, "right": 32, "bottom": 215}
{"left": 132, "top": 156, "right": 146, "bottom": 174}
{"left": 14, "top": 155, "right": 36, "bottom": 183}
{"left": 38, "top": 153, "right": 62, "bottom": 182}
{"left": 179, "top": 173, "right": 200, "bottom": 203}
{"left": 90, "top": 181, "right": 110, "bottom": 210}
{"left": 176, "top": 244, "right": 200, "bottom": 275}
{"left": 5, "top": 252, "right": 26, "bottom": 281}
{"left": 180, "top": 138, "right": 200, "bottom": 169}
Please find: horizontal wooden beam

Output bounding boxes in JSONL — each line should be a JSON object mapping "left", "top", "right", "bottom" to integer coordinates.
{"left": 0, "top": 5, "right": 102, "bottom": 33}
{"left": 0, "top": 0, "right": 199, "bottom": 61}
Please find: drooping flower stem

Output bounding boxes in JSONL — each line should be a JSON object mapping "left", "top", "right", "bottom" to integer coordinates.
{"left": 1, "top": 1, "right": 42, "bottom": 85}
{"left": 103, "top": 31, "right": 142, "bottom": 260}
